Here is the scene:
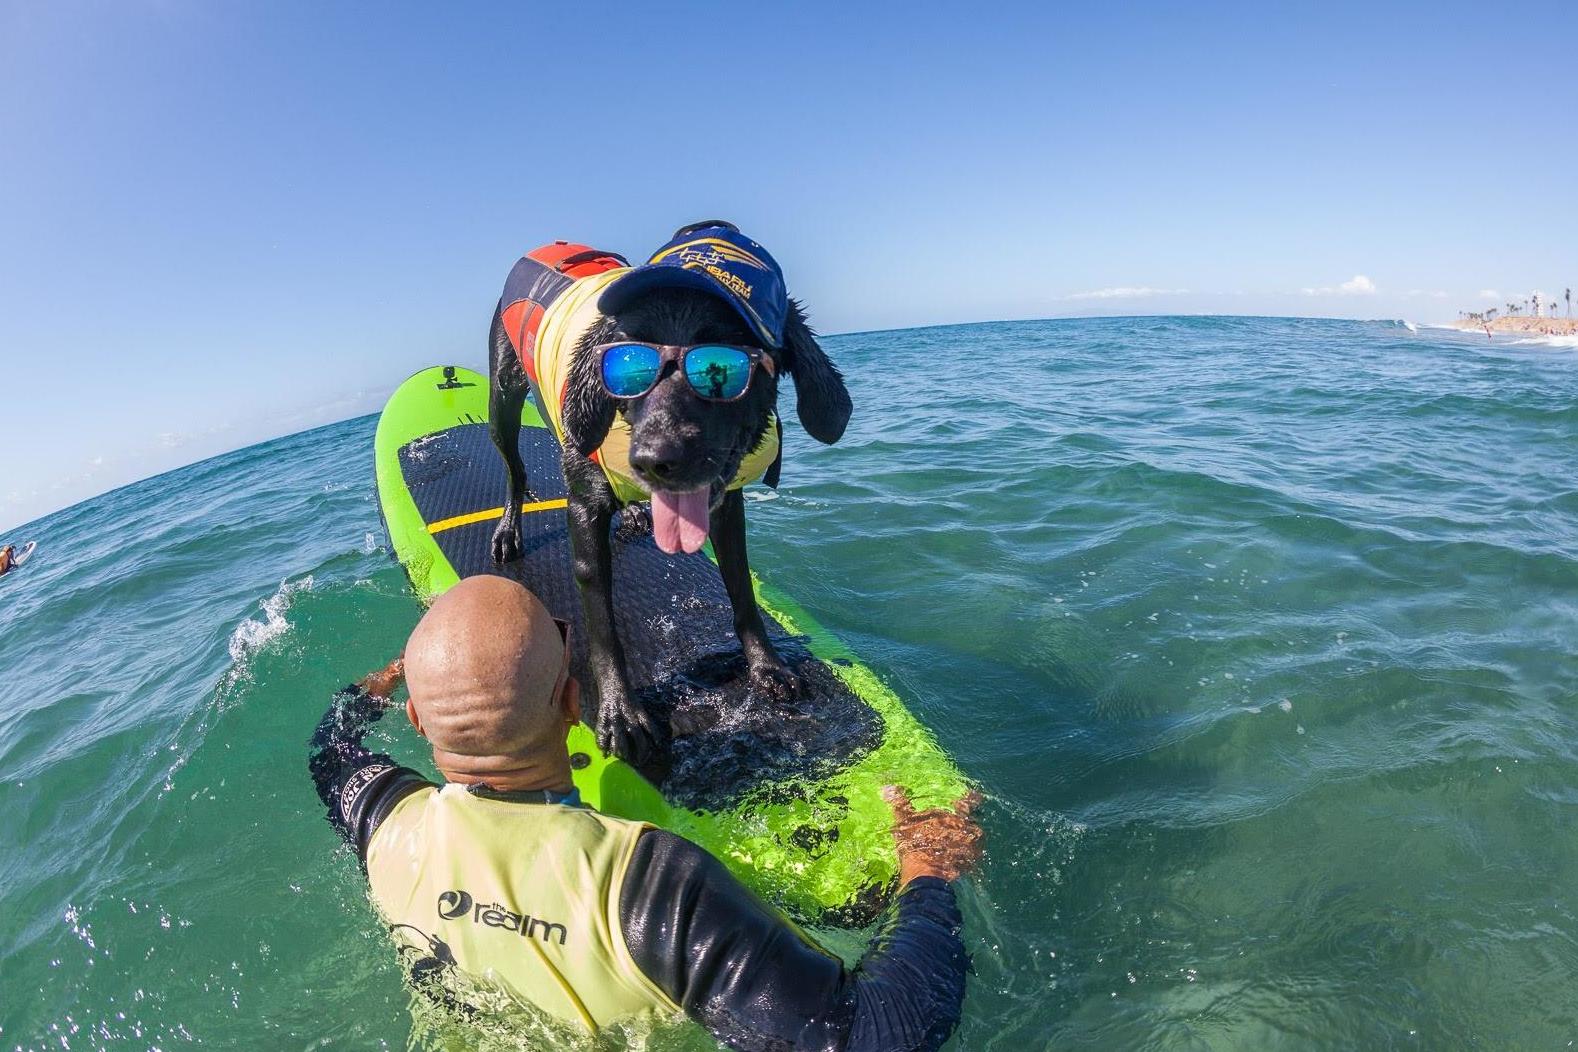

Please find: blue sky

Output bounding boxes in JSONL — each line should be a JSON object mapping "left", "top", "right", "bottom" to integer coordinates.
{"left": 2, "top": 0, "right": 1575, "bottom": 531}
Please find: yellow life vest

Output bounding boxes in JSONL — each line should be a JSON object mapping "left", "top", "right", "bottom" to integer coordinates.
{"left": 365, "top": 785, "right": 679, "bottom": 1033}
{"left": 530, "top": 268, "right": 780, "bottom": 506}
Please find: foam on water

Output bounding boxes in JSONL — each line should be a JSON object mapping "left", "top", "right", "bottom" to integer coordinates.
{"left": 1509, "top": 332, "right": 1578, "bottom": 349}
{"left": 226, "top": 574, "right": 314, "bottom": 664}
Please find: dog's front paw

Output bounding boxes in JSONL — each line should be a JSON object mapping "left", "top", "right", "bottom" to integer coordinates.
{"left": 747, "top": 661, "right": 800, "bottom": 702}
{"left": 597, "top": 698, "right": 664, "bottom": 768}
{"left": 491, "top": 520, "right": 523, "bottom": 564}
{"left": 615, "top": 503, "right": 653, "bottom": 542}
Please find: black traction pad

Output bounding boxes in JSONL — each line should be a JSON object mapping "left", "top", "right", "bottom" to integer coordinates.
{"left": 397, "top": 422, "right": 881, "bottom": 811}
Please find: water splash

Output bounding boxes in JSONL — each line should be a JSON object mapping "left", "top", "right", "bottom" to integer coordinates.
{"left": 226, "top": 575, "right": 314, "bottom": 665}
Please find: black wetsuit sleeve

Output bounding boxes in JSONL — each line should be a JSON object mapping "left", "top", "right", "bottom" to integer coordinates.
{"left": 619, "top": 830, "right": 968, "bottom": 1052}
{"left": 307, "top": 684, "right": 432, "bottom": 860}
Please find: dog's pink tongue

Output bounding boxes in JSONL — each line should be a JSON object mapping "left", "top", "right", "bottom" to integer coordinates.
{"left": 650, "top": 488, "right": 711, "bottom": 554}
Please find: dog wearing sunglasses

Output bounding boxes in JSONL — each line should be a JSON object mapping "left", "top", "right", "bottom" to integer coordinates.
{"left": 486, "top": 222, "right": 852, "bottom": 767}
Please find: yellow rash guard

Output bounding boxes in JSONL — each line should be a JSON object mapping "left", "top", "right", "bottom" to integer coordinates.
{"left": 364, "top": 783, "right": 677, "bottom": 1032}
{"left": 500, "top": 256, "right": 779, "bottom": 506}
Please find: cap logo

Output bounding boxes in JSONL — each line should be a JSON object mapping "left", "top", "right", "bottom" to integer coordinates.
{"left": 689, "top": 260, "right": 753, "bottom": 300}
{"left": 654, "top": 237, "right": 770, "bottom": 271}
{"left": 653, "top": 239, "right": 770, "bottom": 304}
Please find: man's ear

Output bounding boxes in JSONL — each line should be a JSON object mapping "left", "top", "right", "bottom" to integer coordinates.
{"left": 562, "top": 331, "right": 617, "bottom": 457}
{"left": 562, "top": 678, "right": 583, "bottom": 729}
{"left": 406, "top": 698, "right": 424, "bottom": 737}
{"left": 780, "top": 300, "right": 852, "bottom": 445}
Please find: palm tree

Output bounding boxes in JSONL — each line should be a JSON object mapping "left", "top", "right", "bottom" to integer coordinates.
{"left": 1566, "top": 287, "right": 1571, "bottom": 318}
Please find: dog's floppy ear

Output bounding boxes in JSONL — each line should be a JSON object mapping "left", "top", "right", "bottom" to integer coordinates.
{"left": 780, "top": 300, "right": 852, "bottom": 445}
{"left": 562, "top": 330, "right": 617, "bottom": 457}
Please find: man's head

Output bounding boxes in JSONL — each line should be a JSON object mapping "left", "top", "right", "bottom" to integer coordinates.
{"left": 403, "top": 576, "right": 578, "bottom": 790}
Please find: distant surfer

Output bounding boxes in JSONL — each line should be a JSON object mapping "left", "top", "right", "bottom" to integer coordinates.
{"left": 308, "top": 575, "right": 984, "bottom": 1047}
{"left": 1, "top": 541, "right": 37, "bottom": 576}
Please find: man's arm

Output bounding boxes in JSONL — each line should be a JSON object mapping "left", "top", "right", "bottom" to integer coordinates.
{"left": 619, "top": 790, "right": 982, "bottom": 1052}
{"left": 307, "top": 657, "right": 432, "bottom": 859}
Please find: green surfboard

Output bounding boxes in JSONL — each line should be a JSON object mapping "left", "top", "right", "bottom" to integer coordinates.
{"left": 374, "top": 365, "right": 969, "bottom": 923}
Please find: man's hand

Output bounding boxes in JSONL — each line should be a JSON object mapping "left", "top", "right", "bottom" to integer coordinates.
{"left": 358, "top": 657, "right": 405, "bottom": 702}
{"left": 884, "top": 786, "right": 985, "bottom": 886}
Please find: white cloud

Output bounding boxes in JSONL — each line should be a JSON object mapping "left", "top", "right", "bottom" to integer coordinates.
{"left": 1302, "top": 274, "right": 1377, "bottom": 296}
{"left": 1064, "top": 286, "right": 1189, "bottom": 300}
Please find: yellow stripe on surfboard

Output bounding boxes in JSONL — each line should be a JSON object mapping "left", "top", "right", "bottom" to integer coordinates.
{"left": 426, "top": 498, "right": 568, "bottom": 535}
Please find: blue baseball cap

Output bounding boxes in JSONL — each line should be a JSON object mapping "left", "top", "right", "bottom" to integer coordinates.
{"left": 598, "top": 221, "right": 788, "bottom": 347}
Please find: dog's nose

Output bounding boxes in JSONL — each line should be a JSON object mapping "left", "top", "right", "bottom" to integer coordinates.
{"left": 628, "top": 440, "right": 684, "bottom": 482}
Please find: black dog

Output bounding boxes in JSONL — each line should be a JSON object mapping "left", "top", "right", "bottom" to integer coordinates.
{"left": 486, "top": 224, "right": 851, "bottom": 766}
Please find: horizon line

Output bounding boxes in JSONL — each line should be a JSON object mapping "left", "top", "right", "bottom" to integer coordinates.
{"left": 0, "top": 311, "right": 1477, "bottom": 535}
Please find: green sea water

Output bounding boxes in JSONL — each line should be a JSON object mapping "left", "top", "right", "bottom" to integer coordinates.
{"left": 3, "top": 316, "right": 1577, "bottom": 1050}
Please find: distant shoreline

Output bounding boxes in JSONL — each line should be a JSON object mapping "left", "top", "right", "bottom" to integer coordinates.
{"left": 1448, "top": 316, "right": 1578, "bottom": 337}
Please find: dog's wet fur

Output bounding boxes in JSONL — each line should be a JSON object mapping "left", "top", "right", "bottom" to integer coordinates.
{"left": 487, "top": 281, "right": 851, "bottom": 768}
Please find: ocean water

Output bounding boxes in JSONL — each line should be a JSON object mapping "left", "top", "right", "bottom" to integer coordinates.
{"left": 2, "top": 316, "right": 1576, "bottom": 1050}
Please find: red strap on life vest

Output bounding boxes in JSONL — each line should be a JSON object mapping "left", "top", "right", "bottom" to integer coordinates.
{"left": 528, "top": 241, "right": 627, "bottom": 278}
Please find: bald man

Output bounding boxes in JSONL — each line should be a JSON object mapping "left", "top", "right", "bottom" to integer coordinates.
{"left": 308, "top": 575, "right": 983, "bottom": 1050}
